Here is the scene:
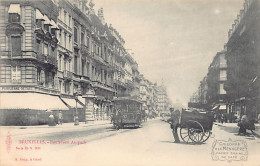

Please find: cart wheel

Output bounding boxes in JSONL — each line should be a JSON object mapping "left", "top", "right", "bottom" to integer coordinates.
{"left": 179, "top": 126, "right": 193, "bottom": 143}
{"left": 180, "top": 120, "right": 204, "bottom": 143}
{"left": 200, "top": 131, "right": 211, "bottom": 143}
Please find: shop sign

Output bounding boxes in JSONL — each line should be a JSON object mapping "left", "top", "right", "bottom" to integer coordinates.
{"left": 1, "top": 86, "right": 33, "bottom": 91}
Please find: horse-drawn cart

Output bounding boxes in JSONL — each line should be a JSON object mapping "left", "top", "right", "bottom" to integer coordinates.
{"left": 179, "top": 109, "right": 214, "bottom": 143}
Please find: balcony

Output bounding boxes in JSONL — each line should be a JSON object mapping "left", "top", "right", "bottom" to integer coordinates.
{"left": 114, "top": 79, "right": 126, "bottom": 87}
{"left": 80, "top": 44, "right": 90, "bottom": 57}
{"left": 63, "top": 70, "right": 73, "bottom": 80}
{"left": 126, "top": 80, "right": 134, "bottom": 88}
{"left": 80, "top": 75, "right": 90, "bottom": 83}
{"left": 36, "top": 54, "right": 57, "bottom": 67}
{"left": 92, "top": 81, "right": 114, "bottom": 92}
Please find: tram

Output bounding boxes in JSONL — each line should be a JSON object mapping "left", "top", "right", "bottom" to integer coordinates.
{"left": 112, "top": 97, "right": 143, "bottom": 128}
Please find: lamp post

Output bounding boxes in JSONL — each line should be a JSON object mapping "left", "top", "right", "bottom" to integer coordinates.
{"left": 74, "top": 92, "right": 79, "bottom": 126}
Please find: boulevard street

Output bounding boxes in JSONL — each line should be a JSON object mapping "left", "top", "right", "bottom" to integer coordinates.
{"left": 1, "top": 119, "right": 259, "bottom": 166}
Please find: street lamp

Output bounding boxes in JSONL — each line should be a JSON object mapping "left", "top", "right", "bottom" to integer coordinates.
{"left": 74, "top": 92, "right": 79, "bottom": 126}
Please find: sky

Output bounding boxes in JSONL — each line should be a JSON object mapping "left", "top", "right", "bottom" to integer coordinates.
{"left": 93, "top": 0, "right": 244, "bottom": 106}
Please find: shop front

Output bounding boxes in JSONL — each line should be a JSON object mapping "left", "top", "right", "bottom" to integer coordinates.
{"left": 0, "top": 92, "right": 68, "bottom": 125}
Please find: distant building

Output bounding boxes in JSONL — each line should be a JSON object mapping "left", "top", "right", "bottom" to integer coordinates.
{"left": 157, "top": 85, "right": 170, "bottom": 115}
{"left": 206, "top": 50, "right": 227, "bottom": 111}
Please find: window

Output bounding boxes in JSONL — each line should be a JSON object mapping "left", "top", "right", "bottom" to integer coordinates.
{"left": 81, "top": 32, "right": 84, "bottom": 45}
{"left": 37, "top": 68, "right": 43, "bottom": 85}
{"left": 0, "top": 66, "right": 11, "bottom": 83}
{"left": 8, "top": 13, "right": 20, "bottom": 23}
{"left": 59, "top": 80, "right": 62, "bottom": 91}
{"left": 69, "top": 35, "right": 72, "bottom": 50}
{"left": 64, "top": 11, "right": 67, "bottom": 24}
{"left": 87, "top": 36, "right": 90, "bottom": 47}
{"left": 82, "top": 60, "right": 85, "bottom": 76}
{"left": 11, "top": 36, "right": 21, "bottom": 56}
{"left": 12, "top": 66, "right": 21, "bottom": 83}
{"left": 43, "top": 43, "right": 48, "bottom": 55}
{"left": 8, "top": 4, "right": 20, "bottom": 23}
{"left": 65, "top": 82, "right": 70, "bottom": 94}
{"left": 74, "top": 27, "right": 78, "bottom": 43}
{"left": 36, "top": 39, "right": 41, "bottom": 54}
{"left": 219, "top": 83, "right": 226, "bottom": 94}
{"left": 64, "top": 59, "right": 67, "bottom": 71}
{"left": 64, "top": 32, "right": 67, "bottom": 48}
{"left": 51, "top": 72, "right": 55, "bottom": 88}
{"left": 58, "top": 55, "right": 62, "bottom": 70}
{"left": 74, "top": 55, "right": 78, "bottom": 74}
{"left": 69, "top": 15, "right": 71, "bottom": 27}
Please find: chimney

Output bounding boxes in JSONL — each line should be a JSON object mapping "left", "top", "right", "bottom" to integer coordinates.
{"left": 98, "top": 8, "right": 105, "bottom": 24}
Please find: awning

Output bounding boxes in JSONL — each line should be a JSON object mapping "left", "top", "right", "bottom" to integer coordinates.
{"left": 43, "top": 15, "right": 51, "bottom": 25}
{"left": 61, "top": 97, "right": 83, "bottom": 109}
{"left": 50, "top": 19, "right": 59, "bottom": 30}
{"left": 219, "top": 105, "right": 227, "bottom": 110}
{"left": 36, "top": 9, "right": 45, "bottom": 20}
{"left": 0, "top": 93, "right": 68, "bottom": 110}
{"left": 77, "top": 96, "right": 85, "bottom": 107}
{"left": 8, "top": 4, "right": 21, "bottom": 15}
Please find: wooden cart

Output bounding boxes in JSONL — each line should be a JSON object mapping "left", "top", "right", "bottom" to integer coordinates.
{"left": 179, "top": 109, "right": 214, "bottom": 143}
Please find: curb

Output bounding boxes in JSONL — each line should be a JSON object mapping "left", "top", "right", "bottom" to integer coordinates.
{"left": 214, "top": 123, "right": 260, "bottom": 139}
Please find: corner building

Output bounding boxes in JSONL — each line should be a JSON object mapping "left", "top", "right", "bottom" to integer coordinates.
{"left": 0, "top": 0, "right": 143, "bottom": 125}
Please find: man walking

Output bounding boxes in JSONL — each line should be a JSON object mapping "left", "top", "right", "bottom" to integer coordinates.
{"left": 167, "top": 108, "right": 180, "bottom": 143}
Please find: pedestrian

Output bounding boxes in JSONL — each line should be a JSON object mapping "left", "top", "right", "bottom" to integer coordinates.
{"left": 238, "top": 114, "right": 248, "bottom": 135}
{"left": 167, "top": 108, "right": 180, "bottom": 143}
{"left": 258, "top": 113, "right": 260, "bottom": 123}
{"left": 58, "top": 111, "right": 63, "bottom": 125}
{"left": 221, "top": 113, "right": 225, "bottom": 124}
{"left": 48, "top": 112, "right": 56, "bottom": 126}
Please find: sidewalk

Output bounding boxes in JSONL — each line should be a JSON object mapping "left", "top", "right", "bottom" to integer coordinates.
{"left": 0, "top": 120, "right": 111, "bottom": 137}
{"left": 214, "top": 122, "right": 260, "bottom": 138}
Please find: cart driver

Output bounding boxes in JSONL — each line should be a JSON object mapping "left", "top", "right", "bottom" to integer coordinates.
{"left": 167, "top": 108, "right": 180, "bottom": 143}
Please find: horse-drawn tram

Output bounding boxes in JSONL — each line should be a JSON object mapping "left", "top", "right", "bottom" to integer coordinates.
{"left": 179, "top": 109, "right": 214, "bottom": 143}
{"left": 113, "top": 97, "right": 143, "bottom": 129}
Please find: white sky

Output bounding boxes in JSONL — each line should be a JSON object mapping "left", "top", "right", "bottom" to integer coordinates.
{"left": 93, "top": 0, "right": 244, "bottom": 106}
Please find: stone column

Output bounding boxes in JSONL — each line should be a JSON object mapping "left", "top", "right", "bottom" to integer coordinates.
{"left": 84, "top": 97, "right": 94, "bottom": 124}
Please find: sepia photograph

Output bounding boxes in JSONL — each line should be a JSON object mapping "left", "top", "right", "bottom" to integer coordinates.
{"left": 0, "top": 0, "right": 260, "bottom": 165}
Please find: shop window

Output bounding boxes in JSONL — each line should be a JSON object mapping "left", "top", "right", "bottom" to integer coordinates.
{"left": 52, "top": 72, "right": 55, "bottom": 88}
{"left": 12, "top": 66, "right": 21, "bottom": 83}
{"left": 45, "top": 71, "right": 49, "bottom": 87}
{"left": 11, "top": 36, "right": 21, "bottom": 57}
{"left": 37, "top": 68, "right": 43, "bottom": 85}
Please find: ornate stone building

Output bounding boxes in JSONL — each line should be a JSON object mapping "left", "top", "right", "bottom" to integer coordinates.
{"left": 0, "top": 0, "right": 145, "bottom": 125}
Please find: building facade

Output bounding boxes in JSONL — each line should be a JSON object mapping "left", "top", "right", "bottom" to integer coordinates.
{"left": 224, "top": 0, "right": 260, "bottom": 120}
{"left": 0, "top": 0, "right": 146, "bottom": 125}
